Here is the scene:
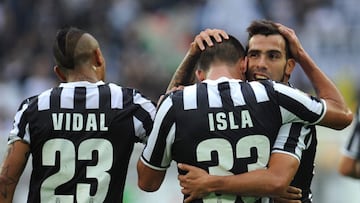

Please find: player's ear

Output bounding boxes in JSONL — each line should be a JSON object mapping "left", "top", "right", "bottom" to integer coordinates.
{"left": 54, "top": 66, "right": 67, "bottom": 82}
{"left": 240, "top": 57, "right": 247, "bottom": 73}
{"left": 195, "top": 69, "right": 206, "bottom": 81}
{"left": 94, "top": 48, "right": 104, "bottom": 67}
{"left": 285, "top": 58, "right": 295, "bottom": 77}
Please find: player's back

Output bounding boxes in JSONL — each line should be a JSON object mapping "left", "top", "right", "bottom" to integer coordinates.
{"left": 9, "top": 81, "right": 156, "bottom": 203}
{"left": 169, "top": 78, "right": 308, "bottom": 203}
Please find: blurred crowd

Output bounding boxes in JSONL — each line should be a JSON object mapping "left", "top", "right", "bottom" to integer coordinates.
{"left": 0, "top": 0, "right": 359, "bottom": 133}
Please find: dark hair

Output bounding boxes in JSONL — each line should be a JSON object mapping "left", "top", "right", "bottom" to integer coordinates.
{"left": 53, "top": 27, "right": 86, "bottom": 69}
{"left": 196, "top": 35, "right": 245, "bottom": 72}
{"left": 246, "top": 19, "right": 293, "bottom": 59}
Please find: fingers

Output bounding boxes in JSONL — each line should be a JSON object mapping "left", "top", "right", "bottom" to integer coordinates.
{"left": 286, "top": 186, "right": 302, "bottom": 194}
{"left": 276, "top": 186, "right": 302, "bottom": 201}
{"left": 193, "top": 29, "right": 229, "bottom": 50}
{"left": 178, "top": 163, "right": 194, "bottom": 171}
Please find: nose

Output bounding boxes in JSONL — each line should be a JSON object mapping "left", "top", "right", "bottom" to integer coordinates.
{"left": 256, "top": 55, "right": 268, "bottom": 69}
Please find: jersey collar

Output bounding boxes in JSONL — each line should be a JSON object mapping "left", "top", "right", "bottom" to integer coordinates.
{"left": 59, "top": 80, "right": 105, "bottom": 88}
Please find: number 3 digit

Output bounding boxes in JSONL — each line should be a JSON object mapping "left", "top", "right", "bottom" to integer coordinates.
{"left": 196, "top": 135, "right": 270, "bottom": 203}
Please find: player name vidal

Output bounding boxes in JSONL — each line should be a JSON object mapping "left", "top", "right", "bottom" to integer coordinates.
{"left": 52, "top": 113, "right": 108, "bottom": 131}
{"left": 208, "top": 110, "right": 253, "bottom": 131}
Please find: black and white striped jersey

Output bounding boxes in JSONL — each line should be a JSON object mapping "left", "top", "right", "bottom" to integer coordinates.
{"left": 275, "top": 122, "right": 316, "bottom": 203}
{"left": 8, "top": 81, "right": 156, "bottom": 203}
{"left": 141, "top": 77, "right": 326, "bottom": 203}
{"left": 343, "top": 105, "right": 360, "bottom": 160}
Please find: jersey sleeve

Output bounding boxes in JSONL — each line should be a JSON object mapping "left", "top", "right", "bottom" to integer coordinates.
{"left": 272, "top": 82, "right": 326, "bottom": 125}
{"left": 272, "top": 122, "right": 311, "bottom": 161}
{"left": 132, "top": 89, "right": 157, "bottom": 144}
{"left": 342, "top": 106, "right": 360, "bottom": 159}
{"left": 8, "top": 98, "right": 33, "bottom": 145}
{"left": 140, "top": 96, "right": 175, "bottom": 171}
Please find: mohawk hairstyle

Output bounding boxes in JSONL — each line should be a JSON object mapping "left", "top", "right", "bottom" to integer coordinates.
{"left": 53, "top": 27, "right": 86, "bottom": 69}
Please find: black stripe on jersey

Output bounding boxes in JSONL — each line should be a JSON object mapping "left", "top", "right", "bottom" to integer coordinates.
{"left": 126, "top": 88, "right": 154, "bottom": 137}
{"left": 240, "top": 82, "right": 257, "bottom": 106}
{"left": 50, "top": 87, "right": 62, "bottom": 110}
{"left": 98, "top": 84, "right": 111, "bottom": 109}
{"left": 121, "top": 88, "right": 133, "bottom": 108}
{"left": 197, "top": 83, "right": 209, "bottom": 109}
{"left": 346, "top": 129, "right": 358, "bottom": 151}
{"left": 15, "top": 98, "right": 36, "bottom": 140}
{"left": 218, "top": 82, "right": 234, "bottom": 110}
{"left": 284, "top": 123, "right": 303, "bottom": 154}
{"left": 277, "top": 93, "right": 320, "bottom": 123}
{"left": 74, "top": 87, "right": 86, "bottom": 110}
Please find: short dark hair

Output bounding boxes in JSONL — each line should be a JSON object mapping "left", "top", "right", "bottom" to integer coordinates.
{"left": 246, "top": 19, "right": 293, "bottom": 59}
{"left": 53, "top": 27, "right": 86, "bottom": 69}
{"left": 196, "top": 35, "right": 245, "bottom": 72}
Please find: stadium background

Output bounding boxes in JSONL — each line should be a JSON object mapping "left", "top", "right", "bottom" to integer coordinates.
{"left": 0, "top": 0, "right": 359, "bottom": 202}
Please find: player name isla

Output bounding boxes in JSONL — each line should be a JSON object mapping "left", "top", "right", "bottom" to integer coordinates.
{"left": 208, "top": 110, "right": 253, "bottom": 131}
{"left": 52, "top": 113, "right": 108, "bottom": 131}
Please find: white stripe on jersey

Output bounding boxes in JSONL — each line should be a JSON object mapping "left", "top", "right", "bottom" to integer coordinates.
{"left": 142, "top": 97, "right": 173, "bottom": 170}
{"left": 207, "top": 84, "right": 222, "bottom": 108}
{"left": 249, "top": 81, "right": 270, "bottom": 103}
{"left": 86, "top": 86, "right": 100, "bottom": 109}
{"left": 60, "top": 87, "right": 75, "bottom": 109}
{"left": 109, "top": 83, "right": 123, "bottom": 109}
{"left": 183, "top": 84, "right": 197, "bottom": 110}
{"left": 229, "top": 82, "right": 245, "bottom": 106}
{"left": 38, "top": 89, "right": 52, "bottom": 111}
{"left": 280, "top": 106, "right": 299, "bottom": 124}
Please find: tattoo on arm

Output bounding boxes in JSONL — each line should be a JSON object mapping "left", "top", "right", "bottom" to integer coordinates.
{"left": 0, "top": 142, "right": 30, "bottom": 199}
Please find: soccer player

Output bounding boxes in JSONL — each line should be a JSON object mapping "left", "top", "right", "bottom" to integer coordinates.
{"left": 0, "top": 27, "right": 156, "bottom": 203}
{"left": 170, "top": 20, "right": 338, "bottom": 203}
{"left": 137, "top": 34, "right": 352, "bottom": 203}
{"left": 338, "top": 104, "right": 360, "bottom": 178}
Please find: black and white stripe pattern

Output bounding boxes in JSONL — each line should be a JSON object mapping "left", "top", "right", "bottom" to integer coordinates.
{"left": 141, "top": 78, "right": 326, "bottom": 203}
{"left": 9, "top": 81, "right": 156, "bottom": 145}
{"left": 343, "top": 105, "right": 360, "bottom": 159}
{"left": 142, "top": 78, "right": 326, "bottom": 169}
{"left": 7, "top": 81, "right": 156, "bottom": 203}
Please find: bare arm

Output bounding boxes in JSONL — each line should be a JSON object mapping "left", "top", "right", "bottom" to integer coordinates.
{"left": 178, "top": 153, "right": 301, "bottom": 203}
{"left": 277, "top": 23, "right": 353, "bottom": 130}
{"left": 338, "top": 155, "right": 360, "bottom": 179}
{"left": 0, "top": 141, "right": 30, "bottom": 203}
{"left": 136, "top": 158, "right": 166, "bottom": 192}
{"left": 166, "top": 29, "right": 229, "bottom": 91}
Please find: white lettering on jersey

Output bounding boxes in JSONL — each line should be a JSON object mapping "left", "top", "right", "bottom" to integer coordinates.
{"left": 208, "top": 110, "right": 253, "bottom": 131}
{"left": 52, "top": 113, "right": 108, "bottom": 131}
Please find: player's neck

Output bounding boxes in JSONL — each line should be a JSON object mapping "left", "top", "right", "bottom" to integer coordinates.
{"left": 66, "top": 67, "right": 100, "bottom": 83}
{"left": 206, "top": 65, "right": 241, "bottom": 80}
